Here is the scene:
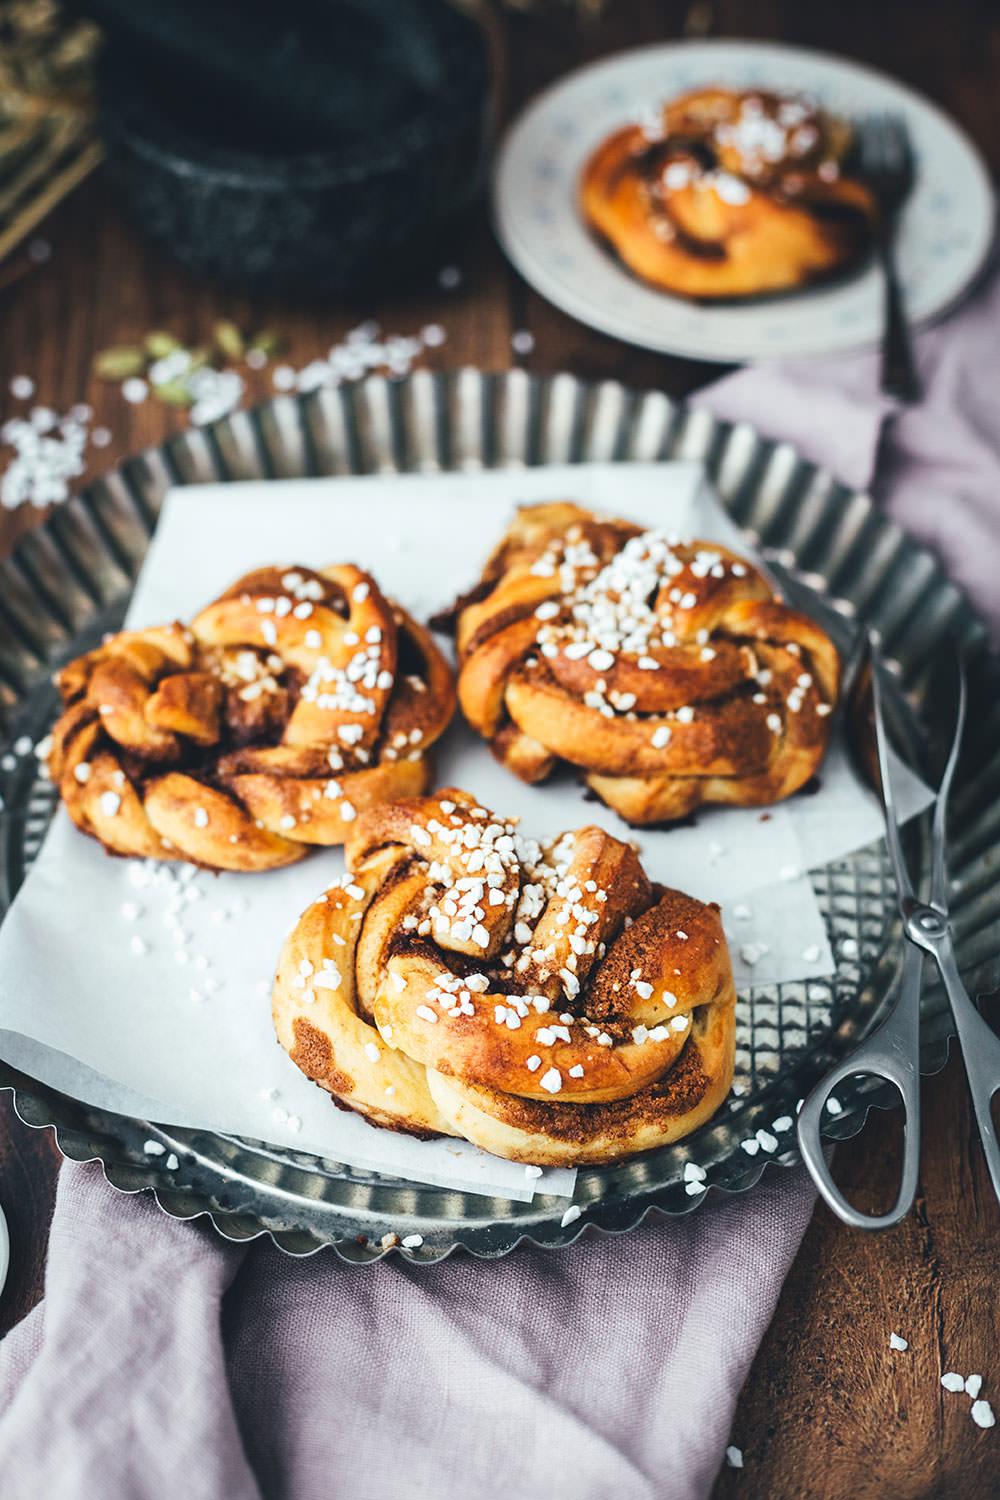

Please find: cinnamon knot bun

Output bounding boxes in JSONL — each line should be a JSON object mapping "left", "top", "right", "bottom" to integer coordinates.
{"left": 273, "top": 788, "right": 736, "bottom": 1165}
{"left": 47, "top": 565, "right": 456, "bottom": 870}
{"left": 580, "top": 87, "right": 877, "bottom": 299}
{"left": 450, "top": 502, "right": 840, "bottom": 824}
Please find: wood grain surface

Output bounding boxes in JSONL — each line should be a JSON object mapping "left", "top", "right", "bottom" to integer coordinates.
{"left": 1, "top": 3, "right": 999, "bottom": 1496}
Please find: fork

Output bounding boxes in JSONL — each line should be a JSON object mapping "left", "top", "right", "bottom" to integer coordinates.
{"left": 858, "top": 113, "right": 922, "bottom": 404}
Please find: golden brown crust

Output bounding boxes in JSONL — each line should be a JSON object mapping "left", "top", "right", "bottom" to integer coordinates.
{"left": 290, "top": 1018, "right": 356, "bottom": 1097}
{"left": 425, "top": 997, "right": 736, "bottom": 1165}
{"left": 452, "top": 503, "right": 841, "bottom": 824}
{"left": 580, "top": 86, "right": 876, "bottom": 300}
{"left": 47, "top": 565, "right": 456, "bottom": 871}
{"left": 272, "top": 789, "right": 736, "bottom": 1165}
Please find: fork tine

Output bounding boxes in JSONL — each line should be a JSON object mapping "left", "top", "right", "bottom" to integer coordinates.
{"left": 861, "top": 113, "right": 890, "bottom": 170}
{"left": 887, "top": 114, "right": 911, "bottom": 159}
{"left": 884, "top": 117, "right": 906, "bottom": 165}
{"left": 862, "top": 111, "right": 909, "bottom": 166}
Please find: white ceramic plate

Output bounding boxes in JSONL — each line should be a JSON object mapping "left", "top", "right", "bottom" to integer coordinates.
{"left": 493, "top": 39, "right": 995, "bottom": 363}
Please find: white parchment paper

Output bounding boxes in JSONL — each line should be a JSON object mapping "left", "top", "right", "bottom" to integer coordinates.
{"left": 0, "top": 464, "right": 929, "bottom": 1198}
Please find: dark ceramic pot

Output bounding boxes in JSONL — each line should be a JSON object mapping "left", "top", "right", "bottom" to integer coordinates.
{"left": 95, "top": 0, "right": 492, "bottom": 297}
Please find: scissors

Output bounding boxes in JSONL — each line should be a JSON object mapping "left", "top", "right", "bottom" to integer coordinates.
{"left": 797, "top": 636, "right": 1000, "bottom": 1229}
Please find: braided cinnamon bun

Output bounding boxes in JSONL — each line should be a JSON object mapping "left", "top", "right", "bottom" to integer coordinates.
{"left": 48, "top": 565, "right": 455, "bottom": 871}
{"left": 580, "top": 86, "right": 876, "bottom": 300}
{"left": 449, "top": 502, "right": 840, "bottom": 824}
{"left": 273, "top": 788, "right": 735, "bottom": 1165}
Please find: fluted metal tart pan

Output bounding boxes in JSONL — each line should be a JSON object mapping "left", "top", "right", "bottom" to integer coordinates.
{"left": 1, "top": 369, "right": 996, "bottom": 1262}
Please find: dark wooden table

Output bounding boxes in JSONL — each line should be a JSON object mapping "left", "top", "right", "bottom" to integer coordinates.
{"left": 2, "top": 3, "right": 1000, "bottom": 1496}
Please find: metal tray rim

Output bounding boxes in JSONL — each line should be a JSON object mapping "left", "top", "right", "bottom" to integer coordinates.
{"left": 0, "top": 368, "right": 993, "bottom": 1263}
{"left": 4, "top": 1042, "right": 953, "bottom": 1263}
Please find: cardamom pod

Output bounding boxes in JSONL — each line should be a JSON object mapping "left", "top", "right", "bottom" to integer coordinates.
{"left": 249, "top": 331, "right": 281, "bottom": 357}
{"left": 152, "top": 381, "right": 196, "bottom": 407}
{"left": 214, "top": 321, "right": 245, "bottom": 360}
{"left": 93, "top": 346, "right": 146, "bottom": 380}
{"left": 144, "top": 330, "right": 182, "bottom": 358}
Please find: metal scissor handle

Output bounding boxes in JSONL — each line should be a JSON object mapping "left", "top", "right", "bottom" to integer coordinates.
{"left": 800, "top": 634, "right": 1000, "bottom": 1229}
{"left": 797, "top": 940, "right": 923, "bottom": 1229}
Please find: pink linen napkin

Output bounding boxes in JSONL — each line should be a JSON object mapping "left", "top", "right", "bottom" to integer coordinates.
{"left": 0, "top": 1158, "right": 815, "bottom": 1500}
{"left": 697, "top": 248, "right": 1000, "bottom": 638}
{"left": 3, "top": 255, "right": 1000, "bottom": 1500}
